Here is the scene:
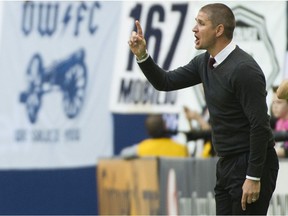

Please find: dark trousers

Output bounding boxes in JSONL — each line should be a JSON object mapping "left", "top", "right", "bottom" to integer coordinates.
{"left": 214, "top": 148, "right": 279, "bottom": 215}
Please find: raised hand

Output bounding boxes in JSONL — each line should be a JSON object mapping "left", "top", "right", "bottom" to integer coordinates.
{"left": 128, "top": 20, "right": 147, "bottom": 60}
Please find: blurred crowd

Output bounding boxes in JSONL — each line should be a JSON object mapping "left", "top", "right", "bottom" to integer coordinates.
{"left": 120, "top": 81, "right": 288, "bottom": 159}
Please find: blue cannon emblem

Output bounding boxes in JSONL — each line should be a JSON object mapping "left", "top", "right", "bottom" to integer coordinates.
{"left": 20, "top": 49, "right": 88, "bottom": 124}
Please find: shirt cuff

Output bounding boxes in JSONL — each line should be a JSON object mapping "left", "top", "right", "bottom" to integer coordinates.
{"left": 246, "top": 175, "right": 261, "bottom": 181}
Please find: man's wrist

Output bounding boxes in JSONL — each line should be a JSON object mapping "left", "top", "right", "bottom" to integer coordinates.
{"left": 136, "top": 49, "right": 149, "bottom": 63}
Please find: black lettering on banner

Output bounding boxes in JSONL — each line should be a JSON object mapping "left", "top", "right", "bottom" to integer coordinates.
{"left": 38, "top": 2, "right": 59, "bottom": 36}
{"left": 74, "top": 2, "right": 87, "bottom": 36}
{"left": 88, "top": 2, "right": 101, "bottom": 34}
{"left": 21, "top": 1, "right": 101, "bottom": 36}
{"left": 65, "top": 128, "right": 80, "bottom": 141}
{"left": 163, "top": 4, "right": 187, "bottom": 69}
{"left": 118, "top": 78, "right": 176, "bottom": 105}
{"left": 145, "top": 4, "right": 165, "bottom": 64}
{"left": 14, "top": 128, "right": 81, "bottom": 143}
{"left": 22, "top": 1, "right": 34, "bottom": 35}
{"left": 15, "top": 129, "right": 27, "bottom": 142}
{"left": 32, "top": 129, "right": 59, "bottom": 142}
{"left": 127, "top": 3, "right": 188, "bottom": 71}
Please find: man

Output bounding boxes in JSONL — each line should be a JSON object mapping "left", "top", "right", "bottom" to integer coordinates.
{"left": 120, "top": 114, "right": 189, "bottom": 158}
{"left": 128, "top": 3, "right": 279, "bottom": 215}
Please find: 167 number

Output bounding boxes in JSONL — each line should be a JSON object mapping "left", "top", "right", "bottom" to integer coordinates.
{"left": 127, "top": 3, "right": 188, "bottom": 71}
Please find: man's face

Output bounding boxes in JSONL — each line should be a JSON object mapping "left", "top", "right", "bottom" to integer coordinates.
{"left": 193, "top": 11, "right": 217, "bottom": 51}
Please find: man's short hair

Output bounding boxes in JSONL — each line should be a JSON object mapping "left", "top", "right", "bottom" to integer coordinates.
{"left": 200, "top": 3, "right": 236, "bottom": 39}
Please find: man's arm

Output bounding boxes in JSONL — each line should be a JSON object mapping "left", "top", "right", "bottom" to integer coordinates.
{"left": 128, "top": 20, "right": 202, "bottom": 91}
{"left": 233, "top": 63, "right": 269, "bottom": 210}
{"left": 120, "top": 145, "right": 138, "bottom": 158}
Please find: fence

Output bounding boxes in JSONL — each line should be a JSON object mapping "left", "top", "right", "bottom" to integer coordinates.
{"left": 97, "top": 157, "right": 288, "bottom": 215}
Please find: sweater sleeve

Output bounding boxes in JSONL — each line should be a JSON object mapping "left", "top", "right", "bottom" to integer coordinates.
{"left": 138, "top": 56, "right": 202, "bottom": 91}
{"left": 232, "top": 61, "right": 273, "bottom": 178}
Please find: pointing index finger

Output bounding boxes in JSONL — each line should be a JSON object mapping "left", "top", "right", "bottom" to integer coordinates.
{"left": 241, "top": 193, "right": 247, "bottom": 211}
{"left": 135, "top": 20, "right": 143, "bottom": 37}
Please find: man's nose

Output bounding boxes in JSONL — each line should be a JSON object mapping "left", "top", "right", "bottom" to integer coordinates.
{"left": 192, "top": 25, "right": 198, "bottom": 32}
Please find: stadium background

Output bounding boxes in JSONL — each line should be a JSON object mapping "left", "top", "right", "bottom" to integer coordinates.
{"left": 0, "top": 1, "right": 286, "bottom": 214}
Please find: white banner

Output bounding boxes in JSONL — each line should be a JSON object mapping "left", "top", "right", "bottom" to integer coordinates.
{"left": 110, "top": 1, "right": 286, "bottom": 114}
{"left": 0, "top": 1, "right": 120, "bottom": 169}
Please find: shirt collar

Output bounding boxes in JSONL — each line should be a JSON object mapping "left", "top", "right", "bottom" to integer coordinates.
{"left": 212, "top": 41, "right": 236, "bottom": 67}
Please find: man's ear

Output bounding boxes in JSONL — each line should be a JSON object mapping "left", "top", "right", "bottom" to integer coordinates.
{"left": 216, "top": 24, "right": 224, "bottom": 37}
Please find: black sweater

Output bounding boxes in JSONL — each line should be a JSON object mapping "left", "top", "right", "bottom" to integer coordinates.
{"left": 138, "top": 46, "right": 275, "bottom": 178}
